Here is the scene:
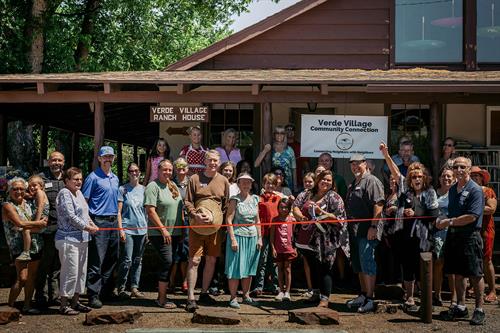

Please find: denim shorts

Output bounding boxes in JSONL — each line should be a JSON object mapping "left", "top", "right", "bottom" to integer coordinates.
{"left": 351, "top": 237, "right": 378, "bottom": 276}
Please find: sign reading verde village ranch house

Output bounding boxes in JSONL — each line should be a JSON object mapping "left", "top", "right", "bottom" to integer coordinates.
{"left": 150, "top": 106, "right": 210, "bottom": 122}
{"left": 301, "top": 115, "right": 388, "bottom": 159}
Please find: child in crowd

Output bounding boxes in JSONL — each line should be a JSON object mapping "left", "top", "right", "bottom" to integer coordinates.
{"left": 144, "top": 138, "right": 170, "bottom": 184}
{"left": 251, "top": 173, "right": 281, "bottom": 296}
{"left": 17, "top": 175, "right": 49, "bottom": 261}
{"left": 300, "top": 172, "right": 316, "bottom": 297}
{"left": 271, "top": 197, "right": 297, "bottom": 301}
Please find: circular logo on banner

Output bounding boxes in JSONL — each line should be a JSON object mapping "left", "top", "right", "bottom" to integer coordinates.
{"left": 336, "top": 133, "right": 354, "bottom": 150}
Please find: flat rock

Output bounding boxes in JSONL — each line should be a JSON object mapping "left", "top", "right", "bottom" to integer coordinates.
{"left": 0, "top": 306, "right": 20, "bottom": 325}
{"left": 375, "top": 284, "right": 405, "bottom": 301}
{"left": 85, "top": 309, "right": 142, "bottom": 325}
{"left": 191, "top": 307, "right": 241, "bottom": 325}
{"left": 288, "top": 307, "right": 340, "bottom": 325}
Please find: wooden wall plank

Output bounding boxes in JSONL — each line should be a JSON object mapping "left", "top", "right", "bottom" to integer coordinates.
{"left": 289, "top": 8, "right": 389, "bottom": 25}
{"left": 259, "top": 24, "right": 389, "bottom": 40}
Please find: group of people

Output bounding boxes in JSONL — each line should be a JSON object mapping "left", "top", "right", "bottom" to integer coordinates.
{"left": 0, "top": 126, "right": 496, "bottom": 326}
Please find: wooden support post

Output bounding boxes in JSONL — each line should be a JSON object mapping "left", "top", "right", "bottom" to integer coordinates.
{"left": 133, "top": 145, "right": 138, "bottom": 164}
{"left": 92, "top": 102, "right": 105, "bottom": 170}
{"left": 430, "top": 103, "right": 442, "bottom": 185}
{"left": 420, "top": 252, "right": 433, "bottom": 324}
{"left": 71, "top": 132, "right": 80, "bottom": 167}
{"left": 117, "top": 141, "right": 123, "bottom": 183}
{"left": 0, "top": 113, "right": 7, "bottom": 165}
{"left": 39, "top": 125, "right": 48, "bottom": 167}
{"left": 261, "top": 102, "right": 272, "bottom": 175}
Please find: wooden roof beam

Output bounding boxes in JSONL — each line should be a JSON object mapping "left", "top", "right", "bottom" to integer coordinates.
{"left": 177, "top": 83, "right": 197, "bottom": 95}
{"left": 320, "top": 84, "right": 328, "bottom": 95}
{"left": 37, "top": 82, "right": 59, "bottom": 95}
{"left": 251, "top": 84, "right": 262, "bottom": 95}
{"left": 103, "top": 82, "right": 122, "bottom": 94}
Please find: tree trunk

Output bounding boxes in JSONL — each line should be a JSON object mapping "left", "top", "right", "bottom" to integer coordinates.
{"left": 26, "top": 0, "right": 47, "bottom": 73}
{"left": 74, "top": 0, "right": 100, "bottom": 71}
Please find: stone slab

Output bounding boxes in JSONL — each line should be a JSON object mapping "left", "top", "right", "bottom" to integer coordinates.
{"left": 0, "top": 306, "right": 20, "bottom": 325}
{"left": 85, "top": 309, "right": 142, "bottom": 325}
{"left": 191, "top": 307, "right": 241, "bottom": 325}
{"left": 288, "top": 307, "right": 340, "bottom": 325}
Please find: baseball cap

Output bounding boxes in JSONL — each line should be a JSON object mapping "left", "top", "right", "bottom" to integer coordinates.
{"left": 349, "top": 154, "right": 366, "bottom": 163}
{"left": 98, "top": 146, "right": 115, "bottom": 157}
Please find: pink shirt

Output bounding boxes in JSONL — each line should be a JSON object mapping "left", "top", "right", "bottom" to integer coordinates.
{"left": 272, "top": 215, "right": 295, "bottom": 254}
{"left": 215, "top": 147, "right": 242, "bottom": 165}
{"left": 148, "top": 156, "right": 164, "bottom": 183}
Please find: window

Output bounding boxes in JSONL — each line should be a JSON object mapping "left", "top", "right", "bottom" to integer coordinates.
{"left": 390, "top": 104, "right": 431, "bottom": 167}
{"left": 395, "top": 0, "right": 463, "bottom": 63}
{"left": 477, "top": 0, "right": 500, "bottom": 62}
{"left": 207, "top": 104, "right": 255, "bottom": 160}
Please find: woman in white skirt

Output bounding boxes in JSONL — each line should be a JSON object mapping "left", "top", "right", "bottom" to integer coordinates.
{"left": 225, "top": 173, "right": 262, "bottom": 309}
{"left": 55, "top": 167, "right": 98, "bottom": 315}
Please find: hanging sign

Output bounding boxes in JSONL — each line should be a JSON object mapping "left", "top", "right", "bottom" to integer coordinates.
{"left": 150, "top": 106, "right": 210, "bottom": 122}
{"left": 300, "top": 114, "right": 388, "bottom": 159}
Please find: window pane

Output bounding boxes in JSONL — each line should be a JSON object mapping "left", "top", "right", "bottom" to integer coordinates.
{"left": 477, "top": 0, "right": 500, "bottom": 62}
{"left": 396, "top": 0, "right": 463, "bottom": 63}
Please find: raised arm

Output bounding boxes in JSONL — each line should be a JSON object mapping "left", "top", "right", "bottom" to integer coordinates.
{"left": 379, "top": 142, "right": 401, "bottom": 180}
{"left": 254, "top": 144, "right": 272, "bottom": 168}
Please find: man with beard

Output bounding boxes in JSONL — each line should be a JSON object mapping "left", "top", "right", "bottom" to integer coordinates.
{"left": 437, "top": 157, "right": 486, "bottom": 325}
{"left": 82, "top": 146, "right": 120, "bottom": 308}
{"left": 34, "top": 151, "right": 66, "bottom": 308}
{"left": 385, "top": 138, "right": 419, "bottom": 177}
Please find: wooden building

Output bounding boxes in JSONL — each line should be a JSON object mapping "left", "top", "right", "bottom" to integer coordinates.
{"left": 1, "top": 0, "right": 500, "bottom": 186}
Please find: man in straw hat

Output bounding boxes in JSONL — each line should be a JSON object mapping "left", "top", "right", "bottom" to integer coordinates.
{"left": 184, "top": 149, "right": 229, "bottom": 312}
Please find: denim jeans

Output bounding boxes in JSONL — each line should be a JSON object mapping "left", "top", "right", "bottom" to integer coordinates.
{"left": 116, "top": 234, "right": 146, "bottom": 290}
{"left": 87, "top": 217, "right": 119, "bottom": 298}
{"left": 150, "top": 236, "right": 173, "bottom": 282}
{"left": 252, "top": 235, "right": 278, "bottom": 291}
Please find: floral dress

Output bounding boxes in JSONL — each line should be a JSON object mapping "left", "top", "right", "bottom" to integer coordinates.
{"left": 293, "top": 189, "right": 349, "bottom": 268}
{"left": 272, "top": 146, "right": 296, "bottom": 189}
{"left": 2, "top": 200, "right": 43, "bottom": 259}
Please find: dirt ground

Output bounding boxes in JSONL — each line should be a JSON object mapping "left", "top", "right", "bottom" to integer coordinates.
{"left": 1, "top": 288, "right": 499, "bottom": 333}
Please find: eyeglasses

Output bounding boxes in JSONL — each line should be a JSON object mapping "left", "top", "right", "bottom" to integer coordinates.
{"left": 453, "top": 165, "right": 468, "bottom": 170}
{"left": 411, "top": 175, "right": 423, "bottom": 179}
{"left": 128, "top": 169, "right": 140, "bottom": 174}
{"left": 274, "top": 131, "right": 286, "bottom": 135}
{"left": 285, "top": 128, "right": 294, "bottom": 131}
{"left": 11, "top": 187, "right": 25, "bottom": 192}
{"left": 443, "top": 143, "right": 454, "bottom": 147}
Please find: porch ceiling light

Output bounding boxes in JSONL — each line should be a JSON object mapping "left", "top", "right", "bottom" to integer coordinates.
{"left": 307, "top": 102, "right": 317, "bottom": 113}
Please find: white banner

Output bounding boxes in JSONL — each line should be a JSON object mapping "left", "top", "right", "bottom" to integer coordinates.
{"left": 300, "top": 114, "right": 388, "bottom": 159}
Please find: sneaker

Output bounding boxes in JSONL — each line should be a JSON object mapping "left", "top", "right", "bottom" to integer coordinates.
{"left": 185, "top": 300, "right": 198, "bottom": 313}
{"left": 242, "top": 297, "right": 258, "bottom": 306}
{"left": 440, "top": 304, "right": 469, "bottom": 321}
{"left": 283, "top": 292, "right": 291, "bottom": 301}
{"left": 358, "top": 298, "right": 375, "bottom": 313}
{"left": 209, "top": 286, "right": 221, "bottom": 296}
{"left": 346, "top": 294, "right": 366, "bottom": 309}
{"left": 117, "top": 289, "right": 130, "bottom": 301}
{"left": 16, "top": 251, "right": 31, "bottom": 261}
{"left": 301, "top": 290, "right": 314, "bottom": 298}
{"left": 275, "top": 292, "right": 285, "bottom": 301}
{"left": 59, "top": 306, "right": 79, "bottom": 316}
{"left": 470, "top": 308, "right": 485, "bottom": 326}
{"left": 229, "top": 298, "right": 240, "bottom": 309}
{"left": 88, "top": 296, "right": 103, "bottom": 309}
{"left": 72, "top": 302, "right": 92, "bottom": 313}
{"left": 130, "top": 288, "right": 146, "bottom": 299}
{"left": 198, "top": 292, "right": 217, "bottom": 306}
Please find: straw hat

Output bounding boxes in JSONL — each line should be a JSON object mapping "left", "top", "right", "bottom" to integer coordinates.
{"left": 470, "top": 166, "right": 490, "bottom": 185}
{"left": 189, "top": 199, "right": 223, "bottom": 235}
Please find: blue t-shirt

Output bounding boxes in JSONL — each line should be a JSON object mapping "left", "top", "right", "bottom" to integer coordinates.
{"left": 447, "top": 179, "right": 484, "bottom": 229}
{"left": 81, "top": 167, "right": 119, "bottom": 216}
{"left": 118, "top": 183, "right": 147, "bottom": 235}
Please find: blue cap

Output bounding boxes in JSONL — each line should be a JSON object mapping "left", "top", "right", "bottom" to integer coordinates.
{"left": 98, "top": 146, "right": 115, "bottom": 157}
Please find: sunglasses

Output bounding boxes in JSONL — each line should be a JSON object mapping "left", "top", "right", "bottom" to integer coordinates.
{"left": 453, "top": 165, "right": 468, "bottom": 170}
{"left": 411, "top": 175, "right": 423, "bottom": 179}
{"left": 443, "top": 143, "right": 454, "bottom": 147}
{"left": 285, "top": 128, "right": 294, "bottom": 131}
{"left": 128, "top": 169, "right": 140, "bottom": 173}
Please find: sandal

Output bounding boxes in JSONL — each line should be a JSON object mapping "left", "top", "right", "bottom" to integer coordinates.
{"left": 59, "top": 306, "right": 79, "bottom": 315}
{"left": 72, "top": 302, "right": 92, "bottom": 313}
{"left": 156, "top": 299, "right": 177, "bottom": 309}
{"left": 484, "top": 294, "right": 498, "bottom": 303}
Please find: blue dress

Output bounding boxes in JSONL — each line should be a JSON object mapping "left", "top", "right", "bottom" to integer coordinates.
{"left": 225, "top": 194, "right": 260, "bottom": 279}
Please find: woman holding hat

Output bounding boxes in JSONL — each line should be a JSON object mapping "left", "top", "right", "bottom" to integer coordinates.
{"left": 144, "top": 159, "right": 183, "bottom": 309}
{"left": 470, "top": 166, "right": 497, "bottom": 303}
{"left": 225, "top": 172, "right": 263, "bottom": 309}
